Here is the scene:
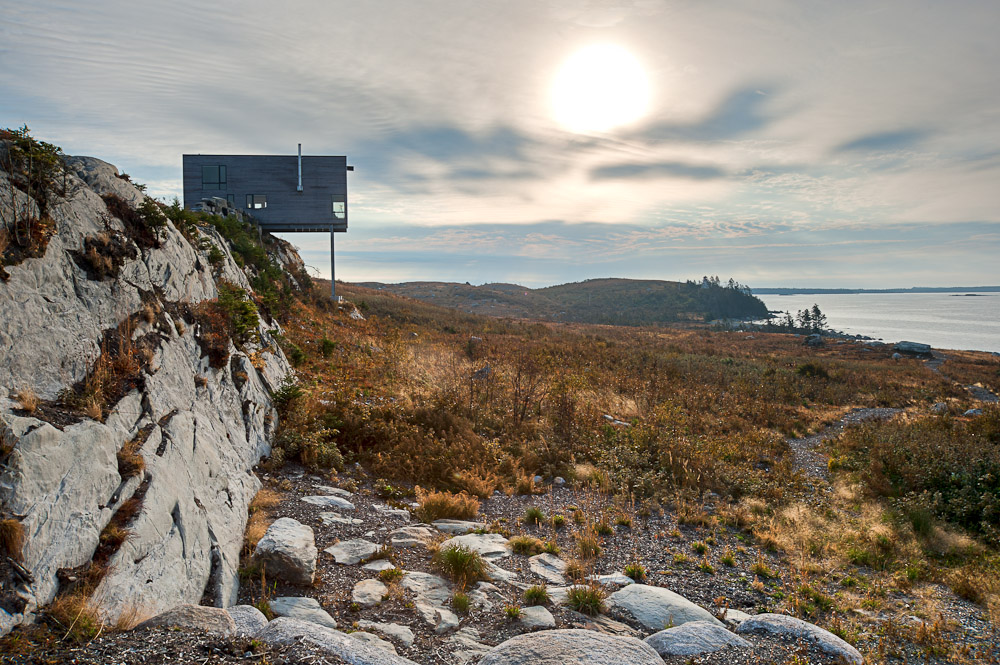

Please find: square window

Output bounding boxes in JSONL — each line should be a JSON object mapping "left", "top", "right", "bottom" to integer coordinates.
{"left": 202, "top": 165, "right": 227, "bottom": 189}
{"left": 332, "top": 194, "right": 346, "bottom": 219}
{"left": 246, "top": 194, "right": 267, "bottom": 209}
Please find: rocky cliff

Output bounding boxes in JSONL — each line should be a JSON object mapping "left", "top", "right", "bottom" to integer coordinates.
{"left": 0, "top": 151, "right": 293, "bottom": 634}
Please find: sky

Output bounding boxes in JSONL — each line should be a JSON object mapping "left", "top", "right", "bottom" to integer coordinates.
{"left": 2, "top": 1, "right": 999, "bottom": 288}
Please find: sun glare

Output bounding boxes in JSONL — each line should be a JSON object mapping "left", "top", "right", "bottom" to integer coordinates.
{"left": 551, "top": 44, "right": 650, "bottom": 133}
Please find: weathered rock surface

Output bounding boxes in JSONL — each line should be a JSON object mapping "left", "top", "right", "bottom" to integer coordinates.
{"left": 326, "top": 539, "right": 380, "bottom": 565}
{"left": 644, "top": 620, "right": 751, "bottom": 657}
{"left": 269, "top": 596, "right": 338, "bottom": 629}
{"left": 895, "top": 341, "right": 932, "bottom": 355}
{"left": 589, "top": 573, "right": 634, "bottom": 588}
{"left": 609, "top": 584, "right": 721, "bottom": 630}
{"left": 303, "top": 494, "right": 356, "bottom": 510}
{"left": 350, "top": 631, "right": 398, "bottom": 654}
{"left": 357, "top": 620, "right": 415, "bottom": 648}
{"left": 320, "top": 512, "right": 364, "bottom": 527}
{"left": 401, "top": 571, "right": 458, "bottom": 633}
{"left": 432, "top": 519, "right": 485, "bottom": 534}
{"left": 737, "top": 613, "right": 863, "bottom": 664}
{"left": 136, "top": 604, "right": 236, "bottom": 636}
{"left": 353, "top": 578, "right": 389, "bottom": 607}
{"left": 528, "top": 553, "right": 567, "bottom": 585}
{"left": 478, "top": 628, "right": 662, "bottom": 665}
{"left": 446, "top": 627, "right": 493, "bottom": 663}
{"left": 258, "top": 617, "right": 420, "bottom": 665}
{"left": 0, "top": 156, "right": 292, "bottom": 635}
{"left": 439, "top": 533, "right": 509, "bottom": 559}
{"left": 388, "top": 525, "right": 436, "bottom": 548}
{"left": 251, "top": 518, "right": 317, "bottom": 585}
{"left": 227, "top": 604, "right": 268, "bottom": 636}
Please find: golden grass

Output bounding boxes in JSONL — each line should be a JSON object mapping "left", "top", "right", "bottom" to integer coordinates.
{"left": 116, "top": 437, "right": 145, "bottom": 479}
{"left": 415, "top": 488, "right": 479, "bottom": 523}
{"left": 0, "top": 518, "right": 25, "bottom": 561}
{"left": 14, "top": 386, "right": 39, "bottom": 414}
{"left": 47, "top": 593, "right": 102, "bottom": 642}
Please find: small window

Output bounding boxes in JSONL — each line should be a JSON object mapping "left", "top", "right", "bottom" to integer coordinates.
{"left": 202, "top": 165, "right": 227, "bottom": 189}
{"left": 332, "top": 194, "right": 346, "bottom": 219}
{"left": 246, "top": 194, "right": 267, "bottom": 209}
{"left": 226, "top": 194, "right": 235, "bottom": 207}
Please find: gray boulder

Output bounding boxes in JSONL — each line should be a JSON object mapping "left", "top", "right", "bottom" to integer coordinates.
{"left": 528, "top": 553, "right": 567, "bottom": 585}
{"left": 252, "top": 517, "right": 317, "bottom": 585}
{"left": 432, "top": 519, "right": 485, "bottom": 534}
{"left": 137, "top": 604, "right": 236, "bottom": 636}
{"left": 326, "top": 538, "right": 380, "bottom": 565}
{"left": 389, "top": 525, "right": 436, "bottom": 548}
{"left": 518, "top": 605, "right": 555, "bottom": 630}
{"left": 736, "top": 613, "right": 862, "bottom": 664}
{"left": 964, "top": 408, "right": 983, "bottom": 416}
{"left": 257, "top": 617, "right": 420, "bottom": 665}
{"left": 644, "top": 620, "right": 751, "bottom": 657}
{"left": 609, "top": 584, "right": 721, "bottom": 630}
{"left": 227, "top": 604, "right": 268, "bottom": 636}
{"left": 269, "top": 596, "right": 338, "bottom": 629}
{"left": 353, "top": 578, "right": 389, "bottom": 607}
{"left": 931, "top": 402, "right": 948, "bottom": 414}
{"left": 478, "top": 629, "right": 662, "bottom": 665}
{"left": 895, "top": 341, "right": 932, "bottom": 355}
{"left": 357, "top": 620, "right": 415, "bottom": 648}
{"left": 439, "top": 533, "right": 509, "bottom": 559}
{"left": 303, "top": 494, "right": 356, "bottom": 510}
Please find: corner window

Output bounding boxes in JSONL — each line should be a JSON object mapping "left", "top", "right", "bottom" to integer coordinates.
{"left": 332, "top": 194, "right": 346, "bottom": 219}
{"left": 246, "top": 194, "right": 267, "bottom": 209}
{"left": 202, "top": 165, "right": 227, "bottom": 189}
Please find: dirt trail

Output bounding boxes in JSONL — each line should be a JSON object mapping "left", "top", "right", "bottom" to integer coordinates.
{"left": 788, "top": 407, "right": 902, "bottom": 480}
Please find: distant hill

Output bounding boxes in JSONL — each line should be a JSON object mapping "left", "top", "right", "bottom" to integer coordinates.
{"left": 355, "top": 277, "right": 769, "bottom": 326}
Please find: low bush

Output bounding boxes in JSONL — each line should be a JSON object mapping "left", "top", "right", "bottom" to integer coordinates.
{"left": 433, "top": 544, "right": 487, "bottom": 588}
{"left": 522, "top": 506, "right": 545, "bottom": 526}
{"left": 623, "top": 562, "right": 646, "bottom": 581}
{"left": 415, "top": 489, "right": 479, "bottom": 523}
{"left": 523, "top": 584, "right": 549, "bottom": 606}
{"left": 567, "top": 585, "right": 606, "bottom": 616}
{"left": 509, "top": 535, "right": 544, "bottom": 555}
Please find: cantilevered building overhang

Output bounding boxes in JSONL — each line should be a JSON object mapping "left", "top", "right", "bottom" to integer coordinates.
{"left": 182, "top": 147, "right": 352, "bottom": 296}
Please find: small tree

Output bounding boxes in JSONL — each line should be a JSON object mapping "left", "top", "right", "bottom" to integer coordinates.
{"left": 810, "top": 304, "right": 827, "bottom": 332}
{"left": 796, "top": 308, "right": 812, "bottom": 331}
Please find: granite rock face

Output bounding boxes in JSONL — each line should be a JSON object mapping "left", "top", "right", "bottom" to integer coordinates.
{"left": 258, "top": 617, "right": 421, "bottom": 665}
{"left": 0, "top": 155, "right": 293, "bottom": 635}
{"left": 736, "top": 613, "right": 863, "bottom": 664}
{"left": 137, "top": 604, "right": 236, "bottom": 636}
{"left": 644, "top": 620, "right": 751, "bottom": 657}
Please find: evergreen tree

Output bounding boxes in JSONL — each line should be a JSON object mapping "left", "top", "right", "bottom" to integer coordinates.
{"left": 810, "top": 304, "right": 827, "bottom": 332}
{"left": 796, "top": 308, "right": 812, "bottom": 330}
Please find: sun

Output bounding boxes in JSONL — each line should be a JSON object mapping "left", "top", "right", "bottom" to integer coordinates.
{"left": 551, "top": 44, "right": 651, "bottom": 133}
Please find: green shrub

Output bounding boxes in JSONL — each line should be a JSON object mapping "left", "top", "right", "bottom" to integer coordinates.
{"left": 523, "top": 584, "right": 549, "bottom": 606}
{"left": 623, "top": 562, "right": 646, "bottom": 581}
{"left": 433, "top": 544, "right": 487, "bottom": 588}
{"left": 452, "top": 591, "right": 471, "bottom": 613}
{"left": 566, "top": 585, "right": 606, "bottom": 616}
{"left": 523, "top": 506, "right": 545, "bottom": 526}
{"left": 321, "top": 337, "right": 337, "bottom": 358}
{"left": 509, "top": 535, "right": 543, "bottom": 555}
{"left": 217, "top": 281, "right": 260, "bottom": 346}
{"left": 287, "top": 342, "right": 307, "bottom": 367}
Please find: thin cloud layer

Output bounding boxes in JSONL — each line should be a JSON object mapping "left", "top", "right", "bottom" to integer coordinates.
{"left": 2, "top": 1, "right": 998, "bottom": 287}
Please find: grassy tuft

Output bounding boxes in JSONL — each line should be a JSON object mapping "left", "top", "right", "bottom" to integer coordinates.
{"left": 433, "top": 543, "right": 488, "bottom": 588}
{"left": 567, "top": 584, "right": 606, "bottom": 616}
{"left": 415, "top": 489, "right": 480, "bottom": 523}
{"left": 523, "top": 584, "right": 549, "bottom": 606}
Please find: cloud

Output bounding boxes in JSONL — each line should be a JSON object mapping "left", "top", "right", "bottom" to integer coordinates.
{"left": 834, "top": 129, "right": 929, "bottom": 153}
{"left": 590, "top": 161, "right": 727, "bottom": 180}
{"left": 632, "top": 86, "right": 780, "bottom": 143}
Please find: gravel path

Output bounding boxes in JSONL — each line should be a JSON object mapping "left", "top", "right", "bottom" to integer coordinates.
{"left": 787, "top": 407, "right": 902, "bottom": 480}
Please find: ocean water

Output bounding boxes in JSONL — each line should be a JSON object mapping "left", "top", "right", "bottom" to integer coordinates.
{"left": 756, "top": 292, "right": 1000, "bottom": 353}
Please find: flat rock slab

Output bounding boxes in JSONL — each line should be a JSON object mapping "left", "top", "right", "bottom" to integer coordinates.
{"left": 432, "top": 519, "right": 486, "bottom": 534}
{"left": 137, "top": 604, "right": 235, "bottom": 636}
{"left": 447, "top": 627, "right": 493, "bottom": 664}
{"left": 252, "top": 517, "right": 317, "bottom": 585}
{"left": 589, "top": 573, "right": 634, "bottom": 588}
{"left": 357, "top": 620, "right": 415, "bottom": 648}
{"left": 528, "top": 553, "right": 567, "bottom": 585}
{"left": 326, "top": 539, "right": 380, "bottom": 565}
{"left": 439, "top": 533, "right": 510, "bottom": 559}
{"left": 737, "top": 613, "right": 862, "bottom": 665}
{"left": 258, "top": 617, "right": 420, "bottom": 665}
{"left": 609, "top": 584, "right": 721, "bottom": 630}
{"left": 478, "top": 628, "right": 662, "bottom": 665}
{"left": 313, "top": 484, "right": 354, "bottom": 497}
{"left": 363, "top": 559, "right": 398, "bottom": 572}
{"left": 374, "top": 504, "right": 412, "bottom": 519}
{"left": 564, "top": 610, "right": 640, "bottom": 637}
{"left": 321, "top": 512, "right": 364, "bottom": 526}
{"left": 519, "top": 605, "right": 555, "bottom": 630}
{"left": 351, "top": 631, "right": 398, "bottom": 654}
{"left": 722, "top": 609, "right": 753, "bottom": 627}
{"left": 303, "top": 495, "right": 356, "bottom": 510}
{"left": 227, "top": 604, "right": 268, "bottom": 636}
{"left": 645, "top": 620, "right": 751, "bottom": 657}
{"left": 389, "top": 525, "right": 437, "bottom": 548}
{"left": 401, "top": 571, "right": 457, "bottom": 633}
{"left": 270, "top": 596, "right": 338, "bottom": 629}
{"left": 353, "top": 578, "right": 389, "bottom": 608}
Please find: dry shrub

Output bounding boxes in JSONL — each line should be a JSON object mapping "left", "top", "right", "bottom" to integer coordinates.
{"left": 451, "top": 466, "right": 499, "bottom": 498}
{"left": 14, "top": 386, "right": 39, "bottom": 414}
{"left": 47, "top": 593, "right": 102, "bottom": 642}
{"left": 250, "top": 488, "right": 284, "bottom": 511}
{"left": 244, "top": 512, "right": 272, "bottom": 554}
{"left": 0, "top": 518, "right": 25, "bottom": 560}
{"left": 509, "top": 535, "right": 544, "bottom": 555}
{"left": 415, "top": 488, "right": 479, "bottom": 522}
{"left": 575, "top": 529, "right": 603, "bottom": 560}
{"left": 116, "top": 436, "right": 146, "bottom": 479}
{"left": 113, "top": 604, "right": 151, "bottom": 631}
{"left": 514, "top": 471, "right": 540, "bottom": 496}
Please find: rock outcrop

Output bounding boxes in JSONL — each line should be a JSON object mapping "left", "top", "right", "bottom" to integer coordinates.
{"left": 0, "top": 154, "right": 293, "bottom": 635}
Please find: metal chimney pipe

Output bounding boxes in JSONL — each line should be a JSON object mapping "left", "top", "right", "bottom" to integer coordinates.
{"left": 297, "top": 143, "right": 303, "bottom": 192}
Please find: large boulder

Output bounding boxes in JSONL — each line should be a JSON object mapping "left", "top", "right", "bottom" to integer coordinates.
{"left": 325, "top": 538, "right": 380, "bottom": 565}
{"left": 478, "top": 629, "right": 662, "bottom": 665}
{"left": 227, "top": 604, "right": 268, "bottom": 636}
{"left": 353, "top": 579, "right": 389, "bottom": 608}
{"left": 736, "top": 613, "right": 862, "bottom": 664}
{"left": 252, "top": 517, "right": 317, "bottom": 585}
{"left": 608, "top": 584, "right": 721, "bottom": 630}
{"left": 644, "top": 620, "right": 751, "bottom": 657}
{"left": 895, "top": 341, "right": 932, "bottom": 355}
{"left": 258, "top": 617, "right": 420, "bottom": 665}
{"left": 136, "top": 604, "right": 235, "bottom": 636}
